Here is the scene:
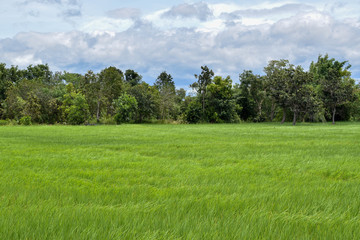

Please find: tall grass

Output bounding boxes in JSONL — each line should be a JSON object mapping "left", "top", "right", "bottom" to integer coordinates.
{"left": 0, "top": 123, "right": 359, "bottom": 239}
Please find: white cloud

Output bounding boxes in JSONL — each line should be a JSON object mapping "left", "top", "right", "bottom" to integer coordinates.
{"left": 10, "top": 54, "right": 43, "bottom": 68}
{"left": 107, "top": 8, "right": 142, "bottom": 20}
{"left": 0, "top": 1, "right": 360, "bottom": 85}
{"left": 161, "top": 2, "right": 213, "bottom": 21}
{"left": 80, "top": 17, "right": 133, "bottom": 33}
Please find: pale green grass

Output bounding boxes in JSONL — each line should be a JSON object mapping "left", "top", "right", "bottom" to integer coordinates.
{"left": 0, "top": 123, "right": 359, "bottom": 239}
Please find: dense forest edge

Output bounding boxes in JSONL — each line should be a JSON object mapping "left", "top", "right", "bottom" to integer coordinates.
{"left": 0, "top": 54, "right": 359, "bottom": 126}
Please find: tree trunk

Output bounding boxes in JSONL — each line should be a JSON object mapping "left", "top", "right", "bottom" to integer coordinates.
{"left": 202, "top": 93, "right": 205, "bottom": 116}
{"left": 332, "top": 107, "right": 336, "bottom": 124}
{"left": 292, "top": 111, "right": 297, "bottom": 126}
{"left": 281, "top": 109, "right": 286, "bottom": 124}
{"left": 96, "top": 100, "right": 100, "bottom": 123}
{"left": 270, "top": 102, "right": 275, "bottom": 122}
{"left": 258, "top": 100, "right": 263, "bottom": 118}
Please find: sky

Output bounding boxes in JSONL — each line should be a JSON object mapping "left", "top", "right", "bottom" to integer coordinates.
{"left": 0, "top": 0, "right": 359, "bottom": 88}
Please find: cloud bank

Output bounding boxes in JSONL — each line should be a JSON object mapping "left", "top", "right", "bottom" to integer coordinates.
{"left": 1, "top": 1, "right": 359, "bottom": 87}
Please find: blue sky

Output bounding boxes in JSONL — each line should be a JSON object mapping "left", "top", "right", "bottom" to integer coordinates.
{"left": 1, "top": 0, "right": 359, "bottom": 88}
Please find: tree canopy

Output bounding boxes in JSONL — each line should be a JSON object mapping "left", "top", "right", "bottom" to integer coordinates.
{"left": 0, "top": 55, "right": 359, "bottom": 125}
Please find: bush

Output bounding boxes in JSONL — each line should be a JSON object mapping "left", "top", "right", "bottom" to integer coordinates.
{"left": 0, "top": 119, "right": 9, "bottom": 126}
{"left": 65, "top": 94, "right": 90, "bottom": 125}
{"left": 113, "top": 94, "right": 138, "bottom": 124}
{"left": 185, "top": 100, "right": 202, "bottom": 123}
{"left": 100, "top": 115, "right": 116, "bottom": 125}
{"left": 19, "top": 116, "right": 32, "bottom": 125}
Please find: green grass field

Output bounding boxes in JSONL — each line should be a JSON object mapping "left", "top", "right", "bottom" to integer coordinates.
{"left": 1, "top": 123, "right": 360, "bottom": 239}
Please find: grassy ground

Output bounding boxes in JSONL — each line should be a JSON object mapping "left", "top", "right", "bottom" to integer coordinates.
{"left": 0, "top": 123, "right": 359, "bottom": 239}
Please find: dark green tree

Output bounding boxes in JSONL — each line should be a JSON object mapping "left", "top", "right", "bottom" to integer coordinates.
{"left": 191, "top": 66, "right": 214, "bottom": 119}
{"left": 60, "top": 83, "right": 90, "bottom": 125}
{"left": 125, "top": 69, "right": 142, "bottom": 87}
{"left": 3, "top": 78, "right": 64, "bottom": 123}
{"left": 98, "top": 67, "right": 124, "bottom": 116}
{"left": 155, "top": 71, "right": 177, "bottom": 120}
{"left": 264, "top": 60, "right": 292, "bottom": 124}
{"left": 25, "top": 64, "right": 52, "bottom": 84}
{"left": 286, "top": 66, "right": 322, "bottom": 125}
{"left": 128, "top": 82, "right": 158, "bottom": 122}
{"left": 350, "top": 84, "right": 360, "bottom": 121}
{"left": 207, "top": 76, "right": 239, "bottom": 123}
{"left": 238, "top": 70, "right": 267, "bottom": 121}
{"left": 113, "top": 93, "right": 138, "bottom": 124}
{"left": 310, "top": 54, "right": 356, "bottom": 124}
{"left": 185, "top": 99, "right": 202, "bottom": 123}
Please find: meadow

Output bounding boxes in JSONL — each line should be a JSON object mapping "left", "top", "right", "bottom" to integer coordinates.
{"left": 0, "top": 123, "right": 359, "bottom": 239}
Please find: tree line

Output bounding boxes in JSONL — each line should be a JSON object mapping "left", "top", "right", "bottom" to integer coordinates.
{"left": 0, "top": 54, "right": 359, "bottom": 125}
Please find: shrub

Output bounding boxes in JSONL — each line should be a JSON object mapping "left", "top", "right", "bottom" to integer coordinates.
{"left": 113, "top": 94, "right": 138, "bottom": 124}
{"left": 100, "top": 115, "right": 116, "bottom": 125}
{"left": 19, "top": 116, "right": 32, "bottom": 125}
{"left": 0, "top": 119, "right": 9, "bottom": 126}
{"left": 185, "top": 100, "right": 202, "bottom": 123}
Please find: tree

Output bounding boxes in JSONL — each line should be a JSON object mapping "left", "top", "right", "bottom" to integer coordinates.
{"left": 286, "top": 66, "right": 322, "bottom": 125}
{"left": 207, "top": 76, "right": 239, "bottom": 123}
{"left": 310, "top": 54, "right": 356, "bottom": 124}
{"left": 185, "top": 99, "right": 202, "bottom": 123}
{"left": 83, "top": 70, "right": 101, "bottom": 121}
{"left": 24, "top": 64, "right": 52, "bottom": 84}
{"left": 155, "top": 72, "right": 175, "bottom": 92}
{"left": 264, "top": 60, "right": 292, "bottom": 124}
{"left": 0, "top": 63, "right": 9, "bottom": 102}
{"left": 191, "top": 66, "right": 214, "bottom": 119}
{"left": 60, "top": 83, "right": 89, "bottom": 125}
{"left": 128, "top": 82, "right": 158, "bottom": 122}
{"left": 0, "top": 64, "right": 9, "bottom": 118}
{"left": 238, "top": 70, "right": 267, "bottom": 121}
{"left": 98, "top": 67, "right": 124, "bottom": 116}
{"left": 350, "top": 84, "right": 360, "bottom": 121}
{"left": 60, "top": 72, "right": 85, "bottom": 90}
{"left": 125, "top": 69, "right": 142, "bottom": 87}
{"left": 22, "top": 91, "right": 42, "bottom": 123}
{"left": 154, "top": 71, "right": 177, "bottom": 120}
{"left": 176, "top": 88, "right": 186, "bottom": 104}
{"left": 3, "top": 78, "right": 64, "bottom": 123}
{"left": 113, "top": 93, "right": 138, "bottom": 124}
{"left": 80, "top": 68, "right": 125, "bottom": 122}
{"left": 0, "top": 64, "right": 25, "bottom": 119}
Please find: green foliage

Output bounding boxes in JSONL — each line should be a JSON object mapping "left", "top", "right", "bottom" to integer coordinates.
{"left": 60, "top": 72, "right": 84, "bottom": 90}
{"left": 350, "top": 86, "right": 360, "bottom": 121}
{"left": 207, "top": 76, "right": 239, "bottom": 123}
{"left": 99, "top": 114, "right": 116, "bottom": 125}
{"left": 264, "top": 59, "right": 293, "bottom": 123}
{"left": 60, "top": 83, "right": 90, "bottom": 125}
{"left": 19, "top": 116, "right": 32, "bottom": 125}
{"left": 98, "top": 66, "right": 124, "bottom": 116}
{"left": 66, "top": 95, "right": 90, "bottom": 125}
{"left": 24, "top": 64, "right": 52, "bottom": 83}
{"left": 155, "top": 71, "right": 175, "bottom": 92}
{"left": 128, "top": 82, "right": 158, "bottom": 122}
{"left": 191, "top": 66, "right": 214, "bottom": 120}
{"left": 237, "top": 71, "right": 258, "bottom": 121}
{"left": 0, "top": 60, "right": 359, "bottom": 125}
{"left": 113, "top": 93, "right": 138, "bottom": 124}
{"left": 185, "top": 99, "right": 202, "bottom": 123}
{"left": 0, "top": 119, "right": 8, "bottom": 125}
{"left": 125, "top": 69, "right": 142, "bottom": 87}
{"left": 0, "top": 63, "right": 11, "bottom": 102}
{"left": 310, "top": 54, "right": 356, "bottom": 124}
{"left": 155, "top": 71, "right": 177, "bottom": 120}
